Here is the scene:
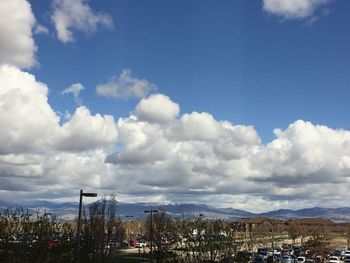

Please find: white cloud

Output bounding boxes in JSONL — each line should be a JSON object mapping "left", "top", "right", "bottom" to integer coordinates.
{"left": 0, "top": 65, "right": 117, "bottom": 154}
{"left": 168, "top": 112, "right": 224, "bottom": 141}
{"left": 34, "top": 24, "right": 49, "bottom": 35}
{"left": 251, "top": 120, "right": 350, "bottom": 185}
{"left": 263, "top": 0, "right": 332, "bottom": 19}
{"left": 134, "top": 94, "right": 180, "bottom": 123}
{"left": 52, "top": 0, "right": 113, "bottom": 43}
{"left": 96, "top": 69, "right": 157, "bottom": 99}
{"left": 57, "top": 106, "right": 118, "bottom": 152}
{"left": 62, "top": 83, "right": 84, "bottom": 105}
{"left": 0, "top": 65, "right": 59, "bottom": 154}
{"left": 0, "top": 0, "right": 37, "bottom": 68}
{"left": 3, "top": 69, "right": 350, "bottom": 211}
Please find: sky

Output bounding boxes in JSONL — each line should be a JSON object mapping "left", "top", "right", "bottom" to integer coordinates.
{"left": 0, "top": 0, "right": 350, "bottom": 212}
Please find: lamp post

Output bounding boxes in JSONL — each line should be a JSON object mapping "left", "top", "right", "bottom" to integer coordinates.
{"left": 77, "top": 189, "right": 97, "bottom": 263}
{"left": 198, "top": 213, "right": 204, "bottom": 259}
{"left": 44, "top": 211, "right": 52, "bottom": 218}
{"left": 269, "top": 219, "right": 275, "bottom": 263}
{"left": 126, "top": 215, "right": 133, "bottom": 247}
{"left": 144, "top": 210, "right": 158, "bottom": 256}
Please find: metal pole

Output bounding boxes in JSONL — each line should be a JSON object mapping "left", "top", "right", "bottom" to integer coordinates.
{"left": 77, "top": 189, "right": 83, "bottom": 263}
{"left": 150, "top": 210, "right": 153, "bottom": 255}
{"left": 271, "top": 220, "right": 274, "bottom": 263}
{"left": 144, "top": 210, "right": 158, "bottom": 261}
{"left": 128, "top": 218, "right": 130, "bottom": 247}
{"left": 126, "top": 215, "right": 133, "bottom": 248}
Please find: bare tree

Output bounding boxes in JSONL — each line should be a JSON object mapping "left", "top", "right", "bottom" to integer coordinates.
{"left": 145, "top": 210, "right": 175, "bottom": 263}
{"left": 304, "top": 226, "right": 330, "bottom": 258}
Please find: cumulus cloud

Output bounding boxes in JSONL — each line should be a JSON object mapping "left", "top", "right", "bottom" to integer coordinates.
{"left": 57, "top": 106, "right": 118, "bottom": 152}
{"left": 0, "top": 0, "right": 37, "bottom": 68}
{"left": 62, "top": 83, "right": 84, "bottom": 105}
{"left": 251, "top": 120, "right": 350, "bottom": 185}
{"left": 134, "top": 94, "right": 180, "bottom": 123}
{"left": 52, "top": 0, "right": 113, "bottom": 43}
{"left": 102, "top": 94, "right": 350, "bottom": 210}
{"left": 0, "top": 65, "right": 59, "bottom": 154}
{"left": 3, "top": 70, "right": 350, "bottom": 210}
{"left": 0, "top": 65, "right": 117, "bottom": 154}
{"left": 263, "top": 0, "right": 332, "bottom": 20}
{"left": 96, "top": 69, "right": 157, "bottom": 99}
{"left": 168, "top": 112, "right": 224, "bottom": 141}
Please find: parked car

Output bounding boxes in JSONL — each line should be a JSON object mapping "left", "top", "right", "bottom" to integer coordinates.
{"left": 328, "top": 256, "right": 341, "bottom": 263}
{"left": 129, "top": 240, "right": 136, "bottom": 246}
{"left": 281, "top": 255, "right": 293, "bottom": 263}
{"left": 259, "top": 250, "right": 269, "bottom": 259}
{"left": 297, "top": 256, "right": 306, "bottom": 262}
{"left": 135, "top": 241, "right": 147, "bottom": 248}
{"left": 333, "top": 250, "right": 344, "bottom": 260}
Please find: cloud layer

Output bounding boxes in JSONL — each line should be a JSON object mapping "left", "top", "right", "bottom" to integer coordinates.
{"left": 1, "top": 68, "right": 350, "bottom": 212}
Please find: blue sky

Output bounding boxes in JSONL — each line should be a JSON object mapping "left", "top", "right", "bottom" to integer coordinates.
{"left": 30, "top": 0, "right": 350, "bottom": 142}
{"left": 1, "top": 0, "right": 350, "bottom": 212}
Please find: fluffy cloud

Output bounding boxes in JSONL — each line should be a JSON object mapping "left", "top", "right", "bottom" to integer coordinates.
{"left": 0, "top": 65, "right": 59, "bottom": 154}
{"left": 251, "top": 120, "right": 350, "bottom": 185}
{"left": 106, "top": 94, "right": 263, "bottom": 197}
{"left": 0, "top": 65, "right": 117, "bottom": 154}
{"left": 3, "top": 72, "right": 350, "bottom": 210}
{"left": 134, "top": 94, "right": 180, "bottom": 123}
{"left": 52, "top": 0, "right": 113, "bottom": 43}
{"left": 0, "top": 0, "right": 37, "bottom": 68}
{"left": 96, "top": 69, "right": 157, "bottom": 99}
{"left": 263, "top": 0, "right": 332, "bottom": 19}
{"left": 102, "top": 95, "right": 350, "bottom": 210}
{"left": 62, "top": 83, "right": 84, "bottom": 105}
{"left": 57, "top": 106, "right": 118, "bottom": 152}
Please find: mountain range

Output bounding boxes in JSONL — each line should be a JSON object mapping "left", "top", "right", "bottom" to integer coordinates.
{"left": 1, "top": 200, "right": 350, "bottom": 222}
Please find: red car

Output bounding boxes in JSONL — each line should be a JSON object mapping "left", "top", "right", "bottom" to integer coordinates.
{"left": 129, "top": 240, "right": 136, "bottom": 246}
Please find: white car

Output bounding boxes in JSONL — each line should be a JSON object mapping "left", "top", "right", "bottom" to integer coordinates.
{"left": 297, "top": 256, "right": 306, "bottom": 262}
{"left": 135, "top": 241, "right": 147, "bottom": 248}
{"left": 328, "top": 256, "right": 341, "bottom": 263}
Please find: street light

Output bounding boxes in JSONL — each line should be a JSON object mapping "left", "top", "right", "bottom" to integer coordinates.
{"left": 144, "top": 210, "right": 158, "bottom": 255}
{"left": 269, "top": 219, "right": 275, "bottom": 263}
{"left": 198, "top": 213, "right": 205, "bottom": 259}
{"left": 43, "top": 211, "right": 53, "bottom": 221}
{"left": 77, "top": 189, "right": 97, "bottom": 262}
{"left": 126, "top": 215, "right": 133, "bottom": 247}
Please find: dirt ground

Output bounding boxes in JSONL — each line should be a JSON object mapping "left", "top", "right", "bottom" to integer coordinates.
{"left": 330, "top": 236, "right": 348, "bottom": 249}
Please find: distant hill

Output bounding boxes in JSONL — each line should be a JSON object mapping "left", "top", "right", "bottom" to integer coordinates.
{"left": 2, "top": 200, "right": 350, "bottom": 222}
{"left": 260, "top": 207, "right": 350, "bottom": 222}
